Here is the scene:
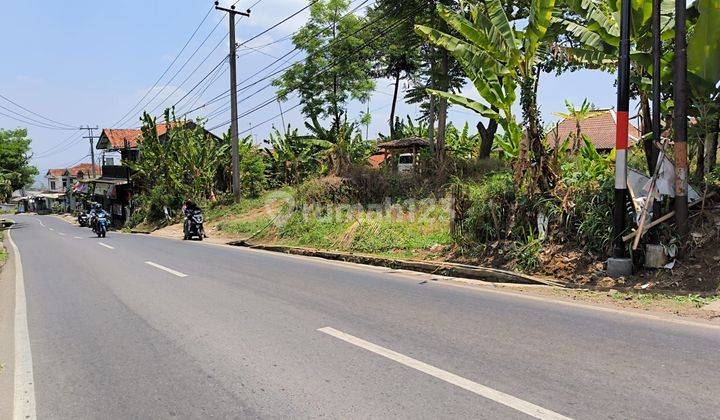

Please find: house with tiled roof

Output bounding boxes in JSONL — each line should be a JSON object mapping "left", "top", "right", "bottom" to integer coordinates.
{"left": 95, "top": 122, "right": 221, "bottom": 178}
{"left": 45, "top": 168, "right": 71, "bottom": 192}
{"left": 68, "top": 163, "right": 102, "bottom": 180}
{"left": 548, "top": 109, "right": 642, "bottom": 152}
{"left": 91, "top": 122, "right": 221, "bottom": 225}
{"left": 43, "top": 162, "right": 101, "bottom": 212}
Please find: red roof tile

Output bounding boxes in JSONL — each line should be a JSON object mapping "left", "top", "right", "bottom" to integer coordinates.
{"left": 68, "top": 163, "right": 101, "bottom": 177}
{"left": 549, "top": 110, "right": 642, "bottom": 150}
{"left": 369, "top": 154, "right": 386, "bottom": 168}
{"left": 98, "top": 125, "right": 169, "bottom": 150}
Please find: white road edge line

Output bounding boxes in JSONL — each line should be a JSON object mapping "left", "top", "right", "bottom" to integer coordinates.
{"left": 98, "top": 242, "right": 114, "bottom": 250}
{"left": 318, "top": 327, "right": 572, "bottom": 420}
{"left": 58, "top": 232, "right": 66, "bottom": 236}
{"left": 47, "top": 228, "right": 53, "bottom": 231}
{"left": 8, "top": 227, "right": 38, "bottom": 420}
{"left": 36, "top": 219, "right": 45, "bottom": 227}
{"left": 73, "top": 236, "right": 82, "bottom": 239}
{"left": 145, "top": 261, "right": 187, "bottom": 278}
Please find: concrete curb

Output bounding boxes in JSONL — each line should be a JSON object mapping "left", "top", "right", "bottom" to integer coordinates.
{"left": 230, "top": 242, "right": 564, "bottom": 287}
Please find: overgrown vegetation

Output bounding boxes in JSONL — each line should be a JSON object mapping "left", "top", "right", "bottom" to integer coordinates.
{"left": 124, "top": 0, "right": 720, "bottom": 288}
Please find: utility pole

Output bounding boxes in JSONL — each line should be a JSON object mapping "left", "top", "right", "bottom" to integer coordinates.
{"left": 81, "top": 125, "right": 99, "bottom": 178}
{"left": 215, "top": 1, "right": 250, "bottom": 201}
{"left": 608, "top": 0, "right": 633, "bottom": 276}
{"left": 673, "top": 0, "right": 689, "bottom": 242}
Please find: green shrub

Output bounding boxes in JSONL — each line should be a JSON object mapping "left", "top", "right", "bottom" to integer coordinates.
{"left": 295, "top": 176, "right": 355, "bottom": 205}
{"left": 509, "top": 231, "right": 542, "bottom": 272}
{"left": 559, "top": 141, "right": 614, "bottom": 253}
{"left": 455, "top": 172, "right": 516, "bottom": 242}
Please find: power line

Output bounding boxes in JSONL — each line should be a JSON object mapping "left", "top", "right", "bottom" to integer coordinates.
{"left": 0, "top": 93, "right": 77, "bottom": 129}
{"left": 236, "top": 102, "right": 303, "bottom": 136}
{"left": 0, "top": 109, "right": 78, "bottom": 131}
{"left": 163, "top": 55, "right": 230, "bottom": 117}
{"left": 32, "top": 131, "right": 85, "bottom": 157}
{"left": 168, "top": 0, "right": 350, "bottom": 120}
{"left": 115, "top": 14, "right": 228, "bottom": 128}
{"left": 110, "top": 5, "right": 214, "bottom": 128}
{"left": 33, "top": 136, "right": 86, "bottom": 159}
{"left": 60, "top": 154, "right": 91, "bottom": 169}
{"left": 147, "top": 32, "right": 229, "bottom": 116}
{"left": 0, "top": 103, "right": 77, "bottom": 131}
{"left": 207, "top": 1, "right": 413, "bottom": 131}
{"left": 177, "top": 61, "right": 230, "bottom": 117}
{"left": 237, "top": 0, "right": 318, "bottom": 49}
{"left": 191, "top": 0, "right": 376, "bottom": 121}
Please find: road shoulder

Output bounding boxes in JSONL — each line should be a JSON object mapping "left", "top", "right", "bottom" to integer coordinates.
{"left": 0, "top": 231, "right": 16, "bottom": 419}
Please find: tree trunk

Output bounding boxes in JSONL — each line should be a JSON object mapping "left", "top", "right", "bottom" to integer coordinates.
{"left": 696, "top": 134, "right": 705, "bottom": 180}
{"left": 389, "top": 70, "right": 401, "bottom": 138}
{"left": 706, "top": 116, "right": 719, "bottom": 173}
{"left": 519, "top": 73, "right": 546, "bottom": 192}
{"left": 640, "top": 93, "right": 658, "bottom": 173}
{"left": 332, "top": 12, "right": 340, "bottom": 135}
{"left": 428, "top": 95, "right": 436, "bottom": 152}
{"left": 477, "top": 109, "right": 499, "bottom": 159}
{"left": 436, "top": 50, "right": 450, "bottom": 163}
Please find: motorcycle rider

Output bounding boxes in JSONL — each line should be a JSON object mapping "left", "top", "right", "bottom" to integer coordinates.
{"left": 87, "top": 203, "right": 98, "bottom": 230}
{"left": 182, "top": 199, "right": 206, "bottom": 239}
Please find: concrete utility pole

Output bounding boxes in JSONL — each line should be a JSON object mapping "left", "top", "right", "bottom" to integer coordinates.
{"left": 215, "top": 1, "right": 250, "bottom": 201}
{"left": 608, "top": 0, "right": 633, "bottom": 276}
{"left": 81, "top": 125, "right": 99, "bottom": 178}
{"left": 673, "top": 0, "right": 689, "bottom": 241}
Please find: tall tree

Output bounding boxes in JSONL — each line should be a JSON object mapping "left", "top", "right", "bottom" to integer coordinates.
{"left": 364, "top": 1, "right": 422, "bottom": 138}
{"left": 274, "top": 0, "right": 375, "bottom": 135}
{"left": 0, "top": 128, "right": 37, "bottom": 201}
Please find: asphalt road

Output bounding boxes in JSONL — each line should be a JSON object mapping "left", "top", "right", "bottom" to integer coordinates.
{"left": 5, "top": 214, "right": 720, "bottom": 419}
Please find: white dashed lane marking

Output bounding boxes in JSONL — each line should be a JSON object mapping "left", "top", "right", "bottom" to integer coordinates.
{"left": 318, "top": 327, "right": 572, "bottom": 420}
{"left": 145, "top": 261, "right": 187, "bottom": 278}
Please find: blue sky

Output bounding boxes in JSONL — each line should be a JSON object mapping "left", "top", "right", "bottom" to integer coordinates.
{"left": 0, "top": 0, "right": 625, "bottom": 186}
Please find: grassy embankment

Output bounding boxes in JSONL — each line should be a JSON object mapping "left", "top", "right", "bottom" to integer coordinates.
{"left": 205, "top": 188, "right": 453, "bottom": 260}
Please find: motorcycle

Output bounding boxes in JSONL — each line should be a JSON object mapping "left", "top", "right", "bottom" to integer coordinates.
{"left": 183, "top": 209, "right": 204, "bottom": 240}
{"left": 77, "top": 212, "right": 90, "bottom": 227}
{"left": 93, "top": 212, "right": 109, "bottom": 238}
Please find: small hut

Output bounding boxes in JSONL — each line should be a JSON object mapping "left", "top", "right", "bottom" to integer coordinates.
{"left": 372, "top": 137, "right": 431, "bottom": 172}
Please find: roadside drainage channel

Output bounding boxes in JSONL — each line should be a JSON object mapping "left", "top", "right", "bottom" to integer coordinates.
{"left": 229, "top": 242, "right": 563, "bottom": 287}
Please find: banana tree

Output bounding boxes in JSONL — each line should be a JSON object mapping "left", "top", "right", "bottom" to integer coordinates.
{"left": 415, "top": 0, "right": 557, "bottom": 191}
{"left": 553, "top": 99, "right": 605, "bottom": 153}
{"left": 557, "top": 0, "right": 676, "bottom": 172}
{"left": 263, "top": 125, "right": 318, "bottom": 186}
{"left": 687, "top": 0, "right": 720, "bottom": 175}
{"left": 304, "top": 116, "right": 371, "bottom": 175}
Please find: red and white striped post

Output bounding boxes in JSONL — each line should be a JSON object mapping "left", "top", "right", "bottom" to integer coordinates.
{"left": 612, "top": 0, "right": 631, "bottom": 263}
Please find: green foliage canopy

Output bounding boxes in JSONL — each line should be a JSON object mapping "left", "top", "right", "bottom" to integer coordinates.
{"left": 0, "top": 128, "right": 38, "bottom": 201}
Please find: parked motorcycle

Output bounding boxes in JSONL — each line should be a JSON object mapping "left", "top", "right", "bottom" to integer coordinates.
{"left": 183, "top": 208, "right": 204, "bottom": 240}
{"left": 93, "top": 211, "right": 109, "bottom": 238}
{"left": 77, "top": 212, "right": 90, "bottom": 227}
